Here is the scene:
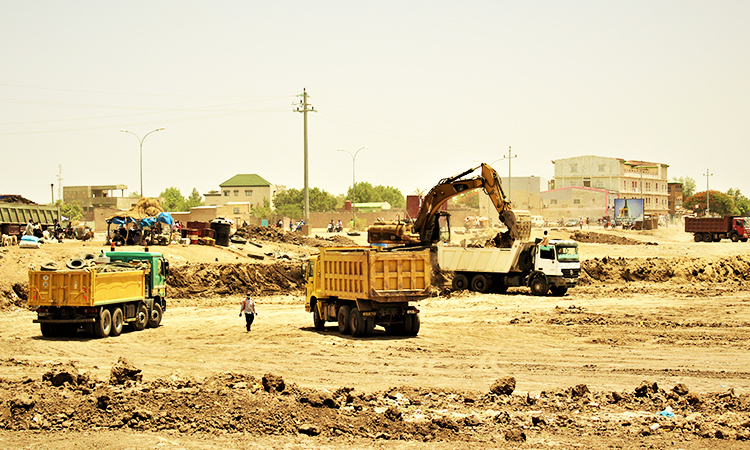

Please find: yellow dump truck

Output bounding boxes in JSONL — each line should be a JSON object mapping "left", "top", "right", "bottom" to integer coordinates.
{"left": 28, "top": 251, "right": 168, "bottom": 338}
{"left": 303, "top": 247, "right": 431, "bottom": 337}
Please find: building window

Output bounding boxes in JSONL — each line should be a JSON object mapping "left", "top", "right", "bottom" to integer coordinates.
{"left": 233, "top": 207, "right": 240, "bottom": 214}
{"left": 233, "top": 190, "right": 239, "bottom": 196}
{"left": 583, "top": 178, "right": 591, "bottom": 187}
{"left": 223, "top": 191, "right": 229, "bottom": 197}
{"left": 570, "top": 164, "right": 578, "bottom": 173}
{"left": 598, "top": 164, "right": 606, "bottom": 172}
{"left": 597, "top": 180, "right": 604, "bottom": 188}
{"left": 245, "top": 190, "right": 253, "bottom": 196}
{"left": 573, "top": 199, "right": 581, "bottom": 205}
{"left": 550, "top": 199, "right": 558, "bottom": 205}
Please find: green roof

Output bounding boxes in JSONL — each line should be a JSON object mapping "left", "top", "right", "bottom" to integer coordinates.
{"left": 220, "top": 174, "right": 271, "bottom": 187}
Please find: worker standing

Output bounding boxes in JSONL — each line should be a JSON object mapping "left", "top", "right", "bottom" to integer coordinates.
{"left": 239, "top": 292, "right": 257, "bottom": 332}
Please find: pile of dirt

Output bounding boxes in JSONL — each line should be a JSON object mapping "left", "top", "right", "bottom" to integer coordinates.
{"left": 2, "top": 360, "right": 749, "bottom": 443}
{"left": 570, "top": 231, "right": 657, "bottom": 246}
{"left": 167, "top": 261, "right": 305, "bottom": 298}
{"left": 0, "top": 195, "right": 37, "bottom": 204}
{"left": 581, "top": 254, "right": 750, "bottom": 285}
{"left": 233, "top": 225, "right": 358, "bottom": 248}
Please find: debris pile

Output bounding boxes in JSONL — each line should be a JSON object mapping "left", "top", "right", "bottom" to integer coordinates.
{"left": 232, "top": 225, "right": 357, "bottom": 248}
{"left": 570, "top": 231, "right": 657, "bottom": 246}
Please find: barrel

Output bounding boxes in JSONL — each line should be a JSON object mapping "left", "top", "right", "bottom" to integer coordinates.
{"left": 210, "top": 218, "right": 232, "bottom": 247}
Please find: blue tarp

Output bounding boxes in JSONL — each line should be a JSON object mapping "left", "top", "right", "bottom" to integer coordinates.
{"left": 107, "top": 212, "right": 174, "bottom": 228}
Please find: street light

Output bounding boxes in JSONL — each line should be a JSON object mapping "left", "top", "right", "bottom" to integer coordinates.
{"left": 120, "top": 127, "right": 165, "bottom": 197}
{"left": 337, "top": 146, "right": 368, "bottom": 233}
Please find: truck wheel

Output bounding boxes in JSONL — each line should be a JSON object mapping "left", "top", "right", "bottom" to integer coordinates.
{"left": 132, "top": 304, "right": 148, "bottom": 331}
{"left": 110, "top": 308, "right": 124, "bottom": 336}
{"left": 40, "top": 323, "right": 56, "bottom": 338}
{"left": 731, "top": 233, "right": 739, "bottom": 242}
{"left": 405, "top": 313, "right": 421, "bottom": 336}
{"left": 148, "top": 303, "right": 163, "bottom": 328}
{"left": 694, "top": 234, "right": 702, "bottom": 242}
{"left": 452, "top": 274, "right": 469, "bottom": 290}
{"left": 470, "top": 274, "right": 490, "bottom": 293}
{"left": 313, "top": 303, "right": 325, "bottom": 331}
{"left": 702, "top": 233, "right": 712, "bottom": 242}
{"left": 95, "top": 308, "right": 112, "bottom": 338}
{"left": 350, "top": 308, "right": 366, "bottom": 337}
{"left": 550, "top": 286, "right": 568, "bottom": 296}
{"left": 530, "top": 276, "right": 549, "bottom": 296}
{"left": 337, "top": 305, "right": 351, "bottom": 335}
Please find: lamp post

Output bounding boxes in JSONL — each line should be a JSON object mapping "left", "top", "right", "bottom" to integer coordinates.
{"left": 337, "top": 146, "right": 368, "bottom": 233}
{"left": 120, "top": 128, "right": 165, "bottom": 197}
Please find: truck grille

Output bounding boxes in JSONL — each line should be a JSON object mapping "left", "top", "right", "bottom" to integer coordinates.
{"left": 563, "top": 268, "right": 580, "bottom": 278}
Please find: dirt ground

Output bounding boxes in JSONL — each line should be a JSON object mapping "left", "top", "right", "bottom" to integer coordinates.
{"left": 1, "top": 225, "right": 750, "bottom": 449}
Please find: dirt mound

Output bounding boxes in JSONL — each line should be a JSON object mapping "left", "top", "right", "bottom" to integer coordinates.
{"left": 233, "top": 225, "right": 358, "bottom": 248}
{"left": 168, "top": 261, "right": 304, "bottom": 298}
{"left": 571, "top": 231, "right": 657, "bottom": 245}
{"left": 2, "top": 360, "right": 749, "bottom": 442}
{"left": 581, "top": 254, "right": 750, "bottom": 285}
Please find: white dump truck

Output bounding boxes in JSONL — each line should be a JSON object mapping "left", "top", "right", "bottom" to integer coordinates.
{"left": 438, "top": 237, "right": 580, "bottom": 296}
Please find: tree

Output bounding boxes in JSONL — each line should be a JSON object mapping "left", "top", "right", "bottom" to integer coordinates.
{"left": 55, "top": 200, "right": 83, "bottom": 221}
{"left": 185, "top": 188, "right": 204, "bottom": 209}
{"left": 684, "top": 190, "right": 736, "bottom": 216}
{"left": 453, "top": 191, "right": 479, "bottom": 209}
{"left": 273, "top": 187, "right": 338, "bottom": 219}
{"left": 159, "top": 187, "right": 187, "bottom": 212}
{"left": 251, "top": 199, "right": 273, "bottom": 220}
{"left": 672, "top": 176, "right": 696, "bottom": 198}
{"left": 345, "top": 182, "right": 406, "bottom": 208}
{"left": 727, "top": 188, "right": 750, "bottom": 216}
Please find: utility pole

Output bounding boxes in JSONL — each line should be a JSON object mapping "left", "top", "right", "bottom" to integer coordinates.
{"left": 57, "top": 164, "right": 63, "bottom": 202}
{"left": 50, "top": 183, "right": 54, "bottom": 204}
{"left": 704, "top": 169, "right": 713, "bottom": 217}
{"left": 501, "top": 146, "right": 517, "bottom": 204}
{"left": 295, "top": 88, "right": 316, "bottom": 225}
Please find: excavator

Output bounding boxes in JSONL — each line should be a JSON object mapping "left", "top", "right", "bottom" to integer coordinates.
{"left": 367, "top": 163, "right": 530, "bottom": 246}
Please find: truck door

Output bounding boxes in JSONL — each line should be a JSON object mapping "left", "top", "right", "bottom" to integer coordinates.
{"left": 535, "top": 245, "right": 558, "bottom": 275}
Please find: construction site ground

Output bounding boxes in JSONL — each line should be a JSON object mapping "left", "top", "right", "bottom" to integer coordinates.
{"left": 1, "top": 225, "right": 749, "bottom": 449}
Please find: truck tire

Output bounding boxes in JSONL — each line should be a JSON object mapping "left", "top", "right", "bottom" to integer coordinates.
{"left": 550, "top": 286, "right": 568, "bottom": 296}
{"left": 350, "top": 308, "right": 366, "bottom": 337}
{"left": 131, "top": 303, "right": 148, "bottom": 331}
{"left": 95, "top": 308, "right": 112, "bottom": 338}
{"left": 405, "top": 313, "right": 421, "bottom": 336}
{"left": 702, "top": 233, "right": 712, "bottom": 242}
{"left": 694, "top": 234, "right": 701, "bottom": 242}
{"left": 337, "top": 305, "right": 351, "bottom": 335}
{"left": 40, "top": 323, "right": 56, "bottom": 338}
{"left": 110, "top": 308, "right": 124, "bottom": 336}
{"left": 731, "top": 233, "right": 739, "bottom": 242}
{"left": 470, "top": 274, "right": 490, "bottom": 293}
{"left": 452, "top": 273, "right": 469, "bottom": 290}
{"left": 313, "top": 303, "right": 325, "bottom": 331}
{"left": 530, "top": 276, "right": 549, "bottom": 296}
{"left": 148, "top": 303, "right": 163, "bottom": 328}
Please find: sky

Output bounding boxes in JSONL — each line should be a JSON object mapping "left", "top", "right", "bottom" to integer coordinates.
{"left": 2, "top": 1, "right": 749, "bottom": 205}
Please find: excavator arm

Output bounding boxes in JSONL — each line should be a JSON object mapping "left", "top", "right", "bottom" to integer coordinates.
{"left": 367, "top": 163, "right": 521, "bottom": 245}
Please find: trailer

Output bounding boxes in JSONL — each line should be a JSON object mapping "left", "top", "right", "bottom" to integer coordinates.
{"left": 303, "top": 247, "right": 431, "bottom": 337}
{"left": 684, "top": 216, "right": 749, "bottom": 242}
{"left": 0, "top": 202, "right": 59, "bottom": 237}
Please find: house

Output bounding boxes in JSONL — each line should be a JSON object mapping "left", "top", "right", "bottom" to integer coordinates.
{"left": 63, "top": 184, "right": 139, "bottom": 212}
{"left": 207, "top": 174, "right": 278, "bottom": 209}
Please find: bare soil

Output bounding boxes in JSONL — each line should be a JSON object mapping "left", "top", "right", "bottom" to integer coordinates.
{"left": 1, "top": 226, "right": 750, "bottom": 449}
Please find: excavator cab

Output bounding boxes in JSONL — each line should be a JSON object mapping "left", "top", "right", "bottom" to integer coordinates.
{"left": 425, "top": 211, "right": 451, "bottom": 244}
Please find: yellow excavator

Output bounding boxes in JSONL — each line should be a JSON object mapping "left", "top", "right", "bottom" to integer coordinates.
{"left": 367, "top": 163, "right": 530, "bottom": 246}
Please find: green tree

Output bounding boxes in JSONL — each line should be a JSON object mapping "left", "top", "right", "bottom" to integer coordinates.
{"left": 273, "top": 187, "right": 338, "bottom": 219}
{"left": 345, "top": 182, "right": 405, "bottom": 208}
{"left": 672, "top": 176, "right": 696, "bottom": 198}
{"left": 185, "top": 188, "right": 204, "bottom": 209}
{"left": 251, "top": 198, "right": 273, "bottom": 220}
{"left": 452, "top": 191, "right": 479, "bottom": 209}
{"left": 684, "top": 190, "right": 736, "bottom": 216}
{"left": 55, "top": 200, "right": 83, "bottom": 221}
{"left": 159, "top": 187, "right": 187, "bottom": 212}
{"left": 727, "top": 188, "right": 750, "bottom": 216}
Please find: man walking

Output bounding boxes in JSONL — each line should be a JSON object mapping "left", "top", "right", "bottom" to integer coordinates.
{"left": 239, "top": 292, "right": 257, "bottom": 332}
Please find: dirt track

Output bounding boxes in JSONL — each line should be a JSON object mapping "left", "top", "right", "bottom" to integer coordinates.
{"left": 1, "top": 226, "right": 750, "bottom": 449}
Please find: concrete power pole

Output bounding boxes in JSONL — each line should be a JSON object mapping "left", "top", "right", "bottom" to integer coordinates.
{"left": 501, "top": 146, "right": 517, "bottom": 204}
{"left": 57, "top": 164, "right": 63, "bottom": 202}
{"left": 295, "top": 88, "right": 316, "bottom": 224}
{"left": 704, "top": 169, "right": 713, "bottom": 216}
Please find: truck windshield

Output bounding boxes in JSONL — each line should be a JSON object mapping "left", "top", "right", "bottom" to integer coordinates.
{"left": 556, "top": 245, "right": 579, "bottom": 262}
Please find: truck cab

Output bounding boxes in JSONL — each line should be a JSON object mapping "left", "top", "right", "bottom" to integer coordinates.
{"left": 531, "top": 239, "right": 580, "bottom": 296}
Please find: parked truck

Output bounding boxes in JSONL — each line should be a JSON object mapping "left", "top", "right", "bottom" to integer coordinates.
{"left": 439, "top": 237, "right": 580, "bottom": 296}
{"left": 0, "top": 199, "right": 59, "bottom": 237}
{"left": 684, "top": 216, "right": 749, "bottom": 242}
{"left": 28, "top": 251, "right": 169, "bottom": 338}
{"left": 304, "top": 246, "right": 431, "bottom": 337}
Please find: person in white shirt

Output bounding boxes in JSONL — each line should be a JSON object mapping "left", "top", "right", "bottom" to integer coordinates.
{"left": 239, "top": 292, "right": 257, "bottom": 332}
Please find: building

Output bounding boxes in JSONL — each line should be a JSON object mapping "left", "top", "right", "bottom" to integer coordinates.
{"left": 668, "top": 181, "right": 684, "bottom": 216}
{"left": 541, "top": 186, "right": 610, "bottom": 222}
{"left": 63, "top": 184, "right": 139, "bottom": 212}
{"left": 207, "top": 174, "right": 277, "bottom": 209}
{"left": 477, "top": 176, "right": 547, "bottom": 222}
{"left": 550, "top": 155, "right": 669, "bottom": 217}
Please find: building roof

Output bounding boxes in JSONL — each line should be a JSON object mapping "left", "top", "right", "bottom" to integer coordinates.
{"left": 220, "top": 174, "right": 271, "bottom": 187}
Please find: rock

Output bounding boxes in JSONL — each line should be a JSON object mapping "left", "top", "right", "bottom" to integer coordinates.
{"left": 299, "top": 389, "right": 339, "bottom": 408}
{"left": 262, "top": 373, "right": 285, "bottom": 393}
{"left": 490, "top": 376, "right": 516, "bottom": 395}
{"left": 43, "top": 363, "right": 80, "bottom": 387}
{"left": 9, "top": 394, "right": 36, "bottom": 414}
{"left": 464, "top": 415, "right": 482, "bottom": 427}
{"left": 611, "top": 391, "right": 624, "bottom": 403}
{"left": 384, "top": 406, "right": 402, "bottom": 421}
{"left": 109, "top": 357, "right": 143, "bottom": 385}
{"left": 505, "top": 428, "right": 526, "bottom": 442}
{"left": 685, "top": 393, "right": 702, "bottom": 406}
{"left": 432, "top": 416, "right": 459, "bottom": 431}
{"left": 634, "top": 381, "right": 658, "bottom": 397}
{"left": 672, "top": 383, "right": 689, "bottom": 396}
{"left": 532, "top": 414, "right": 546, "bottom": 427}
{"left": 570, "top": 384, "right": 589, "bottom": 398}
{"left": 298, "top": 424, "right": 320, "bottom": 436}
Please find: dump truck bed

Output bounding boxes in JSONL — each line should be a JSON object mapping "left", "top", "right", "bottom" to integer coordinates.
{"left": 437, "top": 241, "right": 533, "bottom": 274}
{"left": 28, "top": 269, "right": 145, "bottom": 308}
{"left": 684, "top": 216, "right": 733, "bottom": 233}
{"left": 316, "top": 247, "right": 430, "bottom": 302}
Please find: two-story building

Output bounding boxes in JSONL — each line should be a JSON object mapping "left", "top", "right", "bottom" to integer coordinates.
{"left": 205, "top": 174, "right": 278, "bottom": 209}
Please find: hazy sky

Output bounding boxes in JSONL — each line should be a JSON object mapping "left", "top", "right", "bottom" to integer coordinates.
{"left": 2, "top": 1, "right": 748, "bottom": 205}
